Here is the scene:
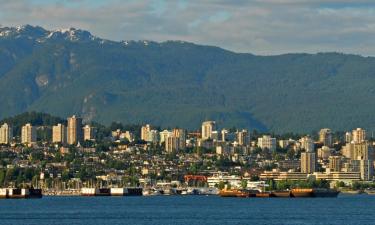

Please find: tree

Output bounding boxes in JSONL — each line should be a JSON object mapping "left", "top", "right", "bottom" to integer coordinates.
{"left": 218, "top": 181, "right": 225, "bottom": 190}
{"left": 241, "top": 180, "right": 248, "bottom": 189}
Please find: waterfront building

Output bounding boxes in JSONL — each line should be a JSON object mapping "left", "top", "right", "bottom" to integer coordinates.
{"left": 352, "top": 128, "right": 366, "bottom": 143}
{"left": 83, "top": 125, "right": 96, "bottom": 141}
{"left": 301, "top": 151, "right": 316, "bottom": 174}
{"left": 259, "top": 171, "right": 308, "bottom": 181}
{"left": 141, "top": 124, "right": 151, "bottom": 141}
{"left": 257, "top": 135, "right": 276, "bottom": 151}
{"left": 67, "top": 115, "right": 83, "bottom": 145}
{"left": 319, "top": 128, "right": 333, "bottom": 147}
{"left": 207, "top": 173, "right": 242, "bottom": 188}
{"left": 0, "top": 123, "right": 12, "bottom": 144}
{"left": 21, "top": 123, "right": 36, "bottom": 144}
{"left": 201, "top": 121, "right": 216, "bottom": 140}
{"left": 314, "top": 172, "right": 361, "bottom": 185}
{"left": 237, "top": 129, "right": 250, "bottom": 146}
{"left": 52, "top": 123, "right": 66, "bottom": 144}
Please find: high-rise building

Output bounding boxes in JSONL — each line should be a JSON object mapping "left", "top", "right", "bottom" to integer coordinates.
{"left": 67, "top": 115, "right": 83, "bottom": 145}
{"left": 352, "top": 128, "right": 366, "bottom": 143}
{"left": 165, "top": 136, "right": 180, "bottom": 153}
{"left": 221, "top": 129, "right": 229, "bottom": 142}
{"left": 360, "top": 159, "right": 373, "bottom": 181}
{"left": 299, "top": 136, "right": 314, "bottom": 152}
{"left": 342, "top": 141, "right": 373, "bottom": 161}
{"left": 317, "top": 146, "right": 331, "bottom": 160}
{"left": 141, "top": 124, "right": 151, "bottom": 141}
{"left": 345, "top": 132, "right": 352, "bottom": 143}
{"left": 83, "top": 125, "right": 96, "bottom": 141}
{"left": 237, "top": 129, "right": 250, "bottom": 146}
{"left": 147, "top": 130, "right": 159, "bottom": 144}
{"left": 0, "top": 123, "right": 13, "bottom": 144}
{"left": 21, "top": 123, "right": 36, "bottom": 144}
{"left": 257, "top": 135, "right": 276, "bottom": 151}
{"left": 328, "top": 156, "right": 342, "bottom": 172}
{"left": 52, "top": 123, "right": 66, "bottom": 144}
{"left": 319, "top": 128, "right": 333, "bottom": 147}
{"left": 159, "top": 130, "right": 172, "bottom": 144}
{"left": 173, "top": 128, "right": 186, "bottom": 149}
{"left": 301, "top": 151, "right": 316, "bottom": 174}
{"left": 201, "top": 121, "right": 216, "bottom": 140}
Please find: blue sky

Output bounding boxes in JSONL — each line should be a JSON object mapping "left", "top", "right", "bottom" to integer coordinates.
{"left": 1, "top": 0, "right": 375, "bottom": 55}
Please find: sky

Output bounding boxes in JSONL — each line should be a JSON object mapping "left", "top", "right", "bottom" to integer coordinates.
{"left": 1, "top": 0, "right": 375, "bottom": 55}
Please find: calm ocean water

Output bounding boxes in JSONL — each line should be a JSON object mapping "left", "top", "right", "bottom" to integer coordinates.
{"left": 0, "top": 194, "right": 374, "bottom": 225}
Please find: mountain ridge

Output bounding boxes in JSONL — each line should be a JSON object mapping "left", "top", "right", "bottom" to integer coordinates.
{"left": 1, "top": 25, "right": 375, "bottom": 133}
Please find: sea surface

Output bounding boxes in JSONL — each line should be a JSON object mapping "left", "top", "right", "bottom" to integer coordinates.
{"left": 0, "top": 194, "right": 374, "bottom": 225}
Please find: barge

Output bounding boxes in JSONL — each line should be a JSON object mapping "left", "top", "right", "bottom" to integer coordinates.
{"left": 0, "top": 188, "right": 42, "bottom": 199}
{"left": 81, "top": 187, "right": 143, "bottom": 196}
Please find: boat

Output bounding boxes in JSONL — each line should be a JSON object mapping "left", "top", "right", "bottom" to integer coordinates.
{"left": 291, "top": 188, "right": 313, "bottom": 197}
{"left": 272, "top": 190, "right": 291, "bottom": 197}
{"left": 312, "top": 189, "right": 340, "bottom": 198}
{"left": 365, "top": 189, "right": 375, "bottom": 195}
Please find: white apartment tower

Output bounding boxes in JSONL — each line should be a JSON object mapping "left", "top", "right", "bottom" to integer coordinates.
{"left": 201, "top": 121, "right": 216, "bottom": 140}
{"left": 257, "top": 135, "right": 276, "bottom": 151}
{"left": 0, "top": 123, "right": 13, "bottom": 144}
{"left": 21, "top": 123, "right": 36, "bottom": 144}
{"left": 52, "top": 123, "right": 66, "bottom": 144}
{"left": 67, "top": 115, "right": 83, "bottom": 145}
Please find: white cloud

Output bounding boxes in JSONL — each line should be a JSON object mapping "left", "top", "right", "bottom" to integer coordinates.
{"left": 1, "top": 0, "right": 375, "bottom": 55}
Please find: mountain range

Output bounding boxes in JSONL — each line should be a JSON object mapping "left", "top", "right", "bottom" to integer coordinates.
{"left": 1, "top": 25, "right": 375, "bottom": 133}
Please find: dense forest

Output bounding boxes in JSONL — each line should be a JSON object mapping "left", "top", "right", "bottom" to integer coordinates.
{"left": 1, "top": 25, "right": 375, "bottom": 133}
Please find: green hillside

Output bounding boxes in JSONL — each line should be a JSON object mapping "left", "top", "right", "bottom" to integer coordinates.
{"left": 0, "top": 25, "right": 375, "bottom": 133}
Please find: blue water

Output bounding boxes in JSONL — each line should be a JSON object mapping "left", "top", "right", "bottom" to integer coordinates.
{"left": 0, "top": 195, "right": 374, "bottom": 225}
